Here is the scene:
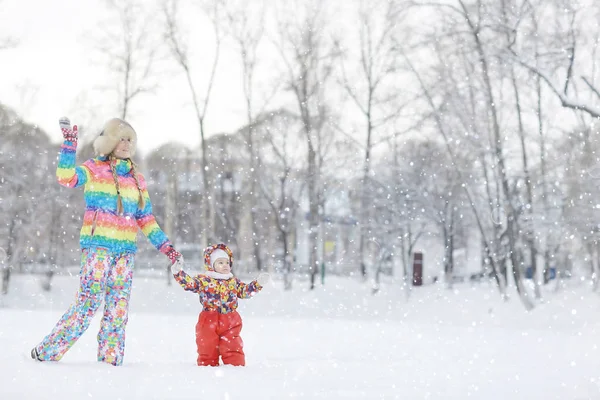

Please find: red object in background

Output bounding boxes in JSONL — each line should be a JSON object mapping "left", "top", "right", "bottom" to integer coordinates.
{"left": 412, "top": 252, "right": 423, "bottom": 286}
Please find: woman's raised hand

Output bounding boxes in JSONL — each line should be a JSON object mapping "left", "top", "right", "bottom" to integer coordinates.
{"left": 59, "top": 117, "right": 78, "bottom": 144}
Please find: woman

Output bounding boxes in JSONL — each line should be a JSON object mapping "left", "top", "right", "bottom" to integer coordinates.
{"left": 30, "top": 117, "right": 182, "bottom": 366}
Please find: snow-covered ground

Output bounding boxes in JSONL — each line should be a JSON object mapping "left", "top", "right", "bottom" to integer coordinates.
{"left": 1, "top": 272, "right": 599, "bottom": 399}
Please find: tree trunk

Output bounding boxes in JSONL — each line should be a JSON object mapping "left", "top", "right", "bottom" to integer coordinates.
{"left": 405, "top": 224, "right": 414, "bottom": 294}
{"left": 529, "top": 11, "right": 553, "bottom": 287}
{"left": 501, "top": 0, "right": 541, "bottom": 300}
{"left": 460, "top": 0, "right": 533, "bottom": 309}
{"left": 372, "top": 249, "right": 384, "bottom": 295}
{"left": 592, "top": 241, "right": 600, "bottom": 292}
{"left": 358, "top": 232, "right": 367, "bottom": 280}
{"left": 201, "top": 121, "right": 214, "bottom": 246}
{"left": 282, "top": 229, "right": 292, "bottom": 290}
{"left": 444, "top": 209, "right": 455, "bottom": 288}
{"left": 3, "top": 207, "right": 18, "bottom": 295}
{"left": 245, "top": 87, "right": 263, "bottom": 272}
{"left": 449, "top": 212, "right": 455, "bottom": 277}
{"left": 443, "top": 226, "right": 450, "bottom": 287}
{"left": 510, "top": 68, "right": 541, "bottom": 299}
{"left": 0, "top": 269, "right": 9, "bottom": 296}
{"left": 250, "top": 204, "right": 262, "bottom": 272}
{"left": 358, "top": 109, "right": 374, "bottom": 281}
{"left": 402, "top": 47, "right": 507, "bottom": 300}
{"left": 165, "top": 176, "right": 176, "bottom": 286}
{"left": 43, "top": 198, "right": 60, "bottom": 292}
{"left": 308, "top": 145, "right": 319, "bottom": 290}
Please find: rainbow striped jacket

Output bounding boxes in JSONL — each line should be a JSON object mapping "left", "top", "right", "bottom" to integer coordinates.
{"left": 56, "top": 139, "right": 172, "bottom": 255}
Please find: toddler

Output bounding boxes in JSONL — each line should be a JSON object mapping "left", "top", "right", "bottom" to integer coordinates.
{"left": 172, "top": 243, "right": 269, "bottom": 366}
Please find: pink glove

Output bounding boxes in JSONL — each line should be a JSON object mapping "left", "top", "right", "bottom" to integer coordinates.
{"left": 165, "top": 246, "right": 182, "bottom": 265}
{"left": 59, "top": 117, "right": 78, "bottom": 144}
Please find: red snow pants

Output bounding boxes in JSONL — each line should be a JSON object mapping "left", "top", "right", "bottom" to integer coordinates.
{"left": 195, "top": 310, "right": 245, "bottom": 366}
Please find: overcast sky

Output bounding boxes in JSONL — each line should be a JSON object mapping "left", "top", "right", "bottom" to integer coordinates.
{"left": 0, "top": 0, "right": 275, "bottom": 155}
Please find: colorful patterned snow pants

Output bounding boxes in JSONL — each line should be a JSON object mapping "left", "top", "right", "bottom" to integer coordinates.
{"left": 35, "top": 247, "right": 134, "bottom": 366}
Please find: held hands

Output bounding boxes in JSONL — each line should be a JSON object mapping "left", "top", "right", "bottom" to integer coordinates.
{"left": 256, "top": 272, "right": 271, "bottom": 286}
{"left": 166, "top": 247, "right": 183, "bottom": 265}
{"left": 167, "top": 245, "right": 184, "bottom": 274}
{"left": 59, "top": 117, "right": 78, "bottom": 144}
{"left": 170, "top": 257, "right": 185, "bottom": 274}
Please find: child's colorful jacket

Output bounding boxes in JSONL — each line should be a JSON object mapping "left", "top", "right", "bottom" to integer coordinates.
{"left": 56, "top": 138, "right": 172, "bottom": 255}
{"left": 173, "top": 244, "right": 263, "bottom": 314}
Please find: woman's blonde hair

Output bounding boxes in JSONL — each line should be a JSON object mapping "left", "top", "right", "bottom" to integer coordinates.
{"left": 108, "top": 156, "right": 146, "bottom": 215}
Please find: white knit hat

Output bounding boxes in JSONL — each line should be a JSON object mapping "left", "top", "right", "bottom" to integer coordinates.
{"left": 210, "top": 249, "right": 230, "bottom": 267}
{"left": 93, "top": 118, "right": 137, "bottom": 157}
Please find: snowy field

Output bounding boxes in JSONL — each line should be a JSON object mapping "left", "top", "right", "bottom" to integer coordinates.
{"left": 1, "top": 272, "right": 600, "bottom": 400}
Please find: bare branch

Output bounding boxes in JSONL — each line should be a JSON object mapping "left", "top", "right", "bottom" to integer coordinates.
{"left": 199, "top": 0, "right": 224, "bottom": 119}
{"left": 582, "top": 76, "right": 600, "bottom": 101}
{"left": 511, "top": 55, "right": 600, "bottom": 119}
{"left": 408, "top": 0, "right": 465, "bottom": 17}
{"left": 563, "top": 9, "right": 578, "bottom": 95}
{"left": 91, "top": 0, "right": 162, "bottom": 119}
{"left": 371, "top": 114, "right": 431, "bottom": 148}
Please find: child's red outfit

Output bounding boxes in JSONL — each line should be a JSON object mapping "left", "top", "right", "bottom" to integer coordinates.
{"left": 173, "top": 243, "right": 263, "bottom": 366}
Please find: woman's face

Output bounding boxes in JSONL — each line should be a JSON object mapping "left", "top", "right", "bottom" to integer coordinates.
{"left": 213, "top": 258, "right": 231, "bottom": 274}
{"left": 113, "top": 137, "right": 132, "bottom": 159}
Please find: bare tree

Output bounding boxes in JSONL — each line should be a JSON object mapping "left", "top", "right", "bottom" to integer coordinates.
{"left": 223, "top": 0, "right": 269, "bottom": 271}
{"left": 272, "top": 0, "right": 339, "bottom": 289}
{"left": 505, "top": 0, "right": 600, "bottom": 287}
{"left": 208, "top": 133, "right": 245, "bottom": 250}
{"left": 558, "top": 124, "right": 600, "bottom": 288}
{"left": 337, "top": 0, "right": 411, "bottom": 280}
{"left": 508, "top": 0, "right": 600, "bottom": 119}
{"left": 145, "top": 143, "right": 192, "bottom": 284}
{"left": 400, "top": 17, "right": 511, "bottom": 301}
{"left": 162, "top": 0, "right": 224, "bottom": 246}
{"left": 454, "top": 0, "right": 531, "bottom": 307}
{"left": 498, "top": 0, "right": 541, "bottom": 298}
{"left": 406, "top": 0, "right": 538, "bottom": 309}
{"left": 0, "top": 106, "right": 57, "bottom": 294}
{"left": 94, "top": 0, "right": 163, "bottom": 119}
{"left": 400, "top": 138, "right": 470, "bottom": 288}
{"left": 254, "top": 110, "right": 306, "bottom": 289}
{"left": 530, "top": 6, "right": 557, "bottom": 285}
{"left": 369, "top": 140, "right": 427, "bottom": 297}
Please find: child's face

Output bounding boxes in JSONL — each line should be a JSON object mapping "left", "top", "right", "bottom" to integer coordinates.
{"left": 213, "top": 258, "right": 231, "bottom": 274}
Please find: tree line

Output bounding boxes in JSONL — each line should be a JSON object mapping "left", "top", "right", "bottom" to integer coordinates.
{"left": 1, "top": 0, "right": 600, "bottom": 308}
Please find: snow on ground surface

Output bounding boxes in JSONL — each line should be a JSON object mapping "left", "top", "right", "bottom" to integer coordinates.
{"left": 1, "top": 272, "right": 600, "bottom": 399}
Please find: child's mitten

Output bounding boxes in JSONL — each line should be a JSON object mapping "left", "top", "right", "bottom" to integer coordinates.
{"left": 256, "top": 272, "right": 271, "bottom": 286}
{"left": 171, "top": 257, "right": 185, "bottom": 274}
{"left": 59, "top": 117, "right": 78, "bottom": 144}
